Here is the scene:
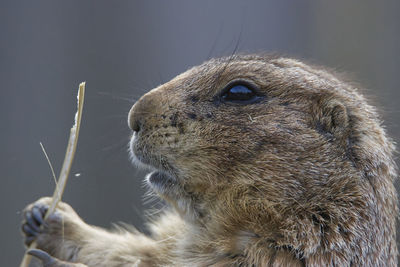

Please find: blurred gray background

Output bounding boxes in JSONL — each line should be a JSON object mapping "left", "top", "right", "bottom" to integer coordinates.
{"left": 1, "top": 0, "right": 399, "bottom": 265}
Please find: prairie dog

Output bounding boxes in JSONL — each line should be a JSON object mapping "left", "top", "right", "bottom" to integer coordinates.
{"left": 22, "top": 55, "right": 398, "bottom": 266}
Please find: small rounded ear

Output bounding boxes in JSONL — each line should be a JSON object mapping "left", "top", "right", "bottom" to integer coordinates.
{"left": 312, "top": 97, "right": 349, "bottom": 138}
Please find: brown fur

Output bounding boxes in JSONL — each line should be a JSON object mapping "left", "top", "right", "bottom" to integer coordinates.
{"left": 22, "top": 55, "right": 398, "bottom": 266}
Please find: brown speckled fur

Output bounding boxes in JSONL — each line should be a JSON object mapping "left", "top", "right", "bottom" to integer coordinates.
{"left": 22, "top": 55, "right": 398, "bottom": 266}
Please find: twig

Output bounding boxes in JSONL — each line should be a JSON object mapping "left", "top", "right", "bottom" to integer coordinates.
{"left": 39, "top": 142, "right": 57, "bottom": 186}
{"left": 20, "top": 82, "right": 86, "bottom": 267}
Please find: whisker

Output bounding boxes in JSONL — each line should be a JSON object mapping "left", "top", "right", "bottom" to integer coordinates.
{"left": 102, "top": 114, "right": 130, "bottom": 119}
{"left": 101, "top": 139, "right": 130, "bottom": 152}
{"left": 207, "top": 22, "right": 224, "bottom": 60}
{"left": 212, "top": 29, "right": 243, "bottom": 91}
{"left": 97, "top": 91, "right": 138, "bottom": 103}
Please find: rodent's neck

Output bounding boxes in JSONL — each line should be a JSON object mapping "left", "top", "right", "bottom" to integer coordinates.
{"left": 165, "top": 179, "right": 396, "bottom": 265}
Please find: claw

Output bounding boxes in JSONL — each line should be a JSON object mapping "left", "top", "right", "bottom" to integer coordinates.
{"left": 32, "top": 205, "right": 46, "bottom": 226}
{"left": 28, "top": 249, "right": 87, "bottom": 267}
{"left": 39, "top": 204, "right": 49, "bottom": 214}
{"left": 26, "top": 210, "right": 41, "bottom": 232}
{"left": 22, "top": 224, "right": 37, "bottom": 237}
{"left": 28, "top": 249, "right": 56, "bottom": 266}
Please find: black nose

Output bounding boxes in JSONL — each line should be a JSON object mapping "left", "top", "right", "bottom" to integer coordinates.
{"left": 131, "top": 118, "right": 141, "bottom": 132}
{"left": 128, "top": 91, "right": 158, "bottom": 133}
{"left": 128, "top": 103, "right": 142, "bottom": 132}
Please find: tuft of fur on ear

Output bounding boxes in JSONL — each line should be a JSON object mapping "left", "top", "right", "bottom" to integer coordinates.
{"left": 311, "top": 95, "right": 349, "bottom": 140}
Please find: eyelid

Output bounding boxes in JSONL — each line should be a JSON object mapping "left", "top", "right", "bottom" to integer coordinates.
{"left": 219, "top": 79, "right": 260, "bottom": 97}
{"left": 213, "top": 79, "right": 265, "bottom": 105}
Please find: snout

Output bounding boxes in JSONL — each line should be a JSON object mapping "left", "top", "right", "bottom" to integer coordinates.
{"left": 127, "top": 89, "right": 161, "bottom": 133}
{"left": 128, "top": 103, "right": 141, "bottom": 132}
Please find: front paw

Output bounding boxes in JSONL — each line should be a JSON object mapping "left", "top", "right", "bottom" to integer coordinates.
{"left": 21, "top": 197, "right": 83, "bottom": 251}
{"left": 21, "top": 201, "right": 48, "bottom": 246}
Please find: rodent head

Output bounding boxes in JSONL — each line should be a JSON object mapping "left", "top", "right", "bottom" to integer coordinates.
{"left": 128, "top": 54, "right": 397, "bottom": 257}
{"left": 129, "top": 55, "right": 356, "bottom": 200}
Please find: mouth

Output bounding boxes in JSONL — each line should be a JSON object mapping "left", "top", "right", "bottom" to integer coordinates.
{"left": 129, "top": 133, "right": 177, "bottom": 192}
{"left": 145, "top": 171, "right": 177, "bottom": 194}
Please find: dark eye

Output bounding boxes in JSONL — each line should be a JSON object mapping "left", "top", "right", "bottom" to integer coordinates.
{"left": 220, "top": 82, "right": 262, "bottom": 104}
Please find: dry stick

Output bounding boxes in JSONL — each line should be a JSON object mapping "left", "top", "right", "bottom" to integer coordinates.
{"left": 20, "top": 82, "right": 86, "bottom": 267}
{"left": 39, "top": 142, "right": 58, "bottom": 186}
